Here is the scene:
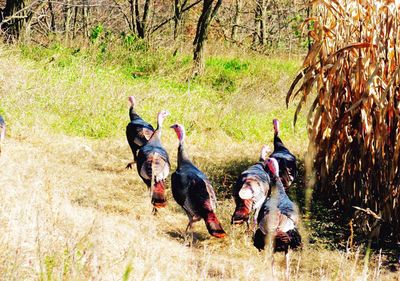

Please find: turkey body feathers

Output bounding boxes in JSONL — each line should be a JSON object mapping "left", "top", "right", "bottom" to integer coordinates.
{"left": 172, "top": 167, "right": 216, "bottom": 218}
{"left": 170, "top": 127, "right": 225, "bottom": 239}
{"left": 137, "top": 144, "right": 170, "bottom": 185}
{"left": 270, "top": 135, "right": 297, "bottom": 187}
{"left": 231, "top": 162, "right": 270, "bottom": 224}
{"left": 136, "top": 123, "right": 170, "bottom": 209}
{"left": 126, "top": 109, "right": 154, "bottom": 161}
{"left": 241, "top": 163, "right": 270, "bottom": 182}
{"left": 254, "top": 178, "right": 301, "bottom": 252}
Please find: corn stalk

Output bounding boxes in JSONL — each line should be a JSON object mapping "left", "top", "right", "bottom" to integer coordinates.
{"left": 288, "top": 0, "right": 400, "bottom": 241}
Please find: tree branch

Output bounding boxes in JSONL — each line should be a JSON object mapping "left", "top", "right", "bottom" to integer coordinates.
{"left": 151, "top": 0, "right": 201, "bottom": 34}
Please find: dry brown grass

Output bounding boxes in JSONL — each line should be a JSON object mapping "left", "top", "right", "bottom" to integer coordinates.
{"left": 0, "top": 129, "right": 398, "bottom": 280}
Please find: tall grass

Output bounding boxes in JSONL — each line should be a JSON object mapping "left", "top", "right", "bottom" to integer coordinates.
{"left": 3, "top": 41, "right": 305, "bottom": 146}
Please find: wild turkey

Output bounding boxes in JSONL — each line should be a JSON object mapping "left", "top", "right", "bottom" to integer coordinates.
{"left": 136, "top": 110, "right": 170, "bottom": 212}
{"left": 231, "top": 145, "right": 271, "bottom": 227}
{"left": 0, "top": 115, "right": 5, "bottom": 155}
{"left": 126, "top": 96, "right": 155, "bottom": 169}
{"left": 170, "top": 124, "right": 226, "bottom": 239}
{"left": 253, "top": 157, "right": 301, "bottom": 278}
{"left": 269, "top": 119, "right": 297, "bottom": 188}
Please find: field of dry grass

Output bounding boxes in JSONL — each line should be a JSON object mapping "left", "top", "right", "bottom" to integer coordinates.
{"left": 0, "top": 45, "right": 399, "bottom": 280}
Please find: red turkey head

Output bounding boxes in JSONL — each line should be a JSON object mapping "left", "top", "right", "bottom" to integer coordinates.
{"left": 128, "top": 96, "right": 136, "bottom": 107}
{"left": 266, "top": 157, "right": 279, "bottom": 177}
{"left": 170, "top": 123, "right": 185, "bottom": 143}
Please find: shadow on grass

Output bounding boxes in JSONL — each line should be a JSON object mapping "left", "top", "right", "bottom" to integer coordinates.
{"left": 290, "top": 161, "right": 400, "bottom": 270}
{"left": 166, "top": 230, "right": 210, "bottom": 248}
{"left": 205, "top": 156, "right": 399, "bottom": 269}
{"left": 203, "top": 157, "right": 255, "bottom": 200}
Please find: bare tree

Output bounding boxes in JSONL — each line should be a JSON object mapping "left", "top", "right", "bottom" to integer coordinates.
{"left": 173, "top": 0, "right": 188, "bottom": 40}
{"left": 48, "top": 0, "right": 56, "bottom": 32}
{"left": 231, "top": 0, "right": 242, "bottom": 42}
{"left": 63, "top": 0, "right": 72, "bottom": 39}
{"left": 193, "top": 0, "right": 222, "bottom": 75}
{"left": 0, "top": 0, "right": 26, "bottom": 39}
{"left": 150, "top": 0, "right": 201, "bottom": 35}
{"left": 253, "top": 0, "right": 266, "bottom": 46}
{"left": 134, "top": 0, "right": 152, "bottom": 38}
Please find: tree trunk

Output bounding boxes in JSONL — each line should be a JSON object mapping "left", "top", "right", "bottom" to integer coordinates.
{"left": 63, "top": 0, "right": 71, "bottom": 40}
{"left": 259, "top": 0, "right": 266, "bottom": 45}
{"left": 48, "top": 0, "right": 56, "bottom": 33}
{"left": 1, "top": 0, "right": 25, "bottom": 39}
{"left": 72, "top": 6, "right": 78, "bottom": 39}
{"left": 129, "top": 0, "right": 136, "bottom": 33}
{"left": 253, "top": 0, "right": 266, "bottom": 46}
{"left": 82, "top": 0, "right": 89, "bottom": 38}
{"left": 193, "top": 0, "right": 222, "bottom": 75}
{"left": 231, "top": 0, "right": 242, "bottom": 42}
{"left": 173, "top": 0, "right": 190, "bottom": 41}
{"left": 252, "top": 1, "right": 260, "bottom": 46}
{"left": 135, "top": 0, "right": 152, "bottom": 39}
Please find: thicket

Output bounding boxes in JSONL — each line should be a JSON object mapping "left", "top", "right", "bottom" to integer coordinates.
{"left": 0, "top": 0, "right": 308, "bottom": 69}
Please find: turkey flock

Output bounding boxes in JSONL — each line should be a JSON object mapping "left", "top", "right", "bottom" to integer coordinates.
{"left": 0, "top": 97, "right": 301, "bottom": 276}
{"left": 125, "top": 96, "right": 302, "bottom": 275}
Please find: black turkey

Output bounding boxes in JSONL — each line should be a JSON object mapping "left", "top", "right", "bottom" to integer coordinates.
{"left": 269, "top": 119, "right": 297, "bottom": 188}
{"left": 136, "top": 110, "right": 170, "bottom": 212}
{"left": 126, "top": 96, "right": 155, "bottom": 169}
{"left": 170, "top": 124, "right": 226, "bottom": 239}
{"left": 231, "top": 145, "right": 271, "bottom": 227}
{"left": 253, "top": 157, "right": 301, "bottom": 278}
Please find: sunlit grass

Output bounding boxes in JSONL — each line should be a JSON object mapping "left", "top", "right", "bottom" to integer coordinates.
{"left": 8, "top": 42, "right": 305, "bottom": 145}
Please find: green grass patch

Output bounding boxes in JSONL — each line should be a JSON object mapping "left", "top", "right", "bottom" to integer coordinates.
{"left": 2, "top": 42, "right": 306, "bottom": 149}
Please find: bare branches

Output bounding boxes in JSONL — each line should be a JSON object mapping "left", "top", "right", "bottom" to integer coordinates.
{"left": 151, "top": 0, "right": 202, "bottom": 35}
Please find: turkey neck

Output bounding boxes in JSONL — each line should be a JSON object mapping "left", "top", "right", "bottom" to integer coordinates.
{"left": 150, "top": 116, "right": 164, "bottom": 142}
{"left": 177, "top": 143, "right": 191, "bottom": 168}
{"left": 129, "top": 106, "right": 138, "bottom": 121}
{"left": 271, "top": 176, "right": 287, "bottom": 197}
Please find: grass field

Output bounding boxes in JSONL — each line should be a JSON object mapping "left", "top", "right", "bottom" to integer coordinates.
{"left": 0, "top": 42, "right": 398, "bottom": 280}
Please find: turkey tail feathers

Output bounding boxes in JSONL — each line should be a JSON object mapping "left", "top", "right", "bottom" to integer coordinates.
{"left": 205, "top": 212, "right": 226, "bottom": 238}
{"left": 231, "top": 199, "right": 252, "bottom": 224}
{"left": 151, "top": 180, "right": 167, "bottom": 208}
